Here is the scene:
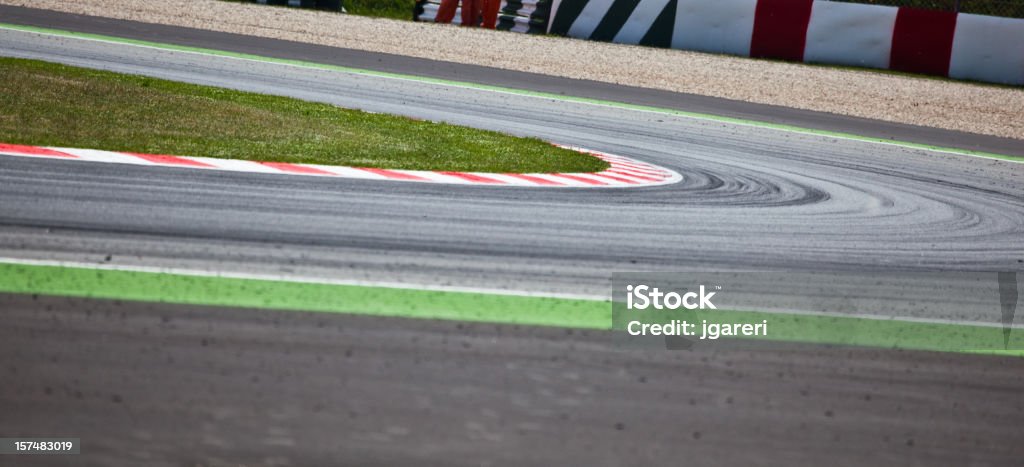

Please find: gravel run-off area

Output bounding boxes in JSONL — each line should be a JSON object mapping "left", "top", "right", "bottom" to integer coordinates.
{"left": 2, "top": 0, "right": 1022, "bottom": 140}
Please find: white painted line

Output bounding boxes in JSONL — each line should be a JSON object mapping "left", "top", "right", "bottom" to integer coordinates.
{"left": 0, "top": 256, "right": 606, "bottom": 301}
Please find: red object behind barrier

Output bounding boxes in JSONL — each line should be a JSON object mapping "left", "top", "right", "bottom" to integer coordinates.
{"left": 890, "top": 7, "right": 957, "bottom": 76}
{"left": 751, "top": 0, "right": 814, "bottom": 62}
{"left": 462, "top": 0, "right": 480, "bottom": 25}
{"left": 482, "top": 0, "right": 500, "bottom": 28}
{"left": 436, "top": 0, "right": 458, "bottom": 23}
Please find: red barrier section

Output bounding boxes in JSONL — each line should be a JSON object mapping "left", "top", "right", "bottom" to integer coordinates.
{"left": 890, "top": 8, "right": 957, "bottom": 76}
{"left": 750, "top": 0, "right": 814, "bottom": 62}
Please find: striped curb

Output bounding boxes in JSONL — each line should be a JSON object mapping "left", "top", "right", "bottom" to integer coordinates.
{"left": 0, "top": 143, "right": 682, "bottom": 188}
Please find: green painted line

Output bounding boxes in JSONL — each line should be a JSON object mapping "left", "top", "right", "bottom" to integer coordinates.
{"left": 614, "top": 307, "right": 1024, "bottom": 356}
{"left": 1, "top": 263, "right": 1020, "bottom": 356}
{"left": 0, "top": 263, "right": 609, "bottom": 329}
{"left": 2, "top": 22, "right": 1022, "bottom": 164}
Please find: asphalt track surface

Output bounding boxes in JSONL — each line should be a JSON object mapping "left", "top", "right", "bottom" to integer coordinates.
{"left": 2, "top": 7, "right": 1024, "bottom": 466}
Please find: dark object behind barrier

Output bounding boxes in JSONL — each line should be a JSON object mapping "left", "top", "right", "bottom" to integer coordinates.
{"left": 250, "top": 0, "right": 345, "bottom": 12}
{"left": 413, "top": 0, "right": 427, "bottom": 21}
{"left": 316, "top": 0, "right": 343, "bottom": 10}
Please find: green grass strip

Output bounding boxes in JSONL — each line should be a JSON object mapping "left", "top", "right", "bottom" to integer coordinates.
{"left": 0, "top": 56, "right": 604, "bottom": 173}
{"left": 1, "top": 263, "right": 1019, "bottom": 356}
{"left": 1, "top": 23, "right": 1021, "bottom": 164}
{"left": 0, "top": 263, "right": 609, "bottom": 329}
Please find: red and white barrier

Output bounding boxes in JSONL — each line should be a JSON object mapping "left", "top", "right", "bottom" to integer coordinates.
{"left": 950, "top": 13, "right": 1024, "bottom": 85}
{"left": 553, "top": 0, "right": 1024, "bottom": 85}
{"left": 751, "top": 0, "right": 814, "bottom": 61}
{"left": 671, "top": 0, "right": 758, "bottom": 56}
{"left": 804, "top": 1, "right": 897, "bottom": 69}
{"left": 889, "top": 7, "right": 958, "bottom": 76}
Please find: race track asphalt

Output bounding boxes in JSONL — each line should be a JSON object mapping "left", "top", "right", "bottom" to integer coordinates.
{"left": 4, "top": 293, "right": 1024, "bottom": 466}
{"left": 1, "top": 7, "right": 1023, "bottom": 466}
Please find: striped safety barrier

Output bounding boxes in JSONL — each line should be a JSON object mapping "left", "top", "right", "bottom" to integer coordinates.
{"left": 548, "top": 0, "right": 1024, "bottom": 85}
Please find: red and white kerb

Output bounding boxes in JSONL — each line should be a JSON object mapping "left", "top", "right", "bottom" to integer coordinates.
{"left": 0, "top": 143, "right": 682, "bottom": 188}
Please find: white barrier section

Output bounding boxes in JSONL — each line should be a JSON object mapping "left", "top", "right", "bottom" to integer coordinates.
{"left": 949, "top": 13, "right": 1024, "bottom": 85}
{"left": 566, "top": 0, "right": 616, "bottom": 38}
{"left": 671, "top": 0, "right": 757, "bottom": 56}
{"left": 508, "top": 0, "right": 539, "bottom": 17}
{"left": 614, "top": 0, "right": 673, "bottom": 45}
{"left": 419, "top": 2, "right": 464, "bottom": 24}
{"left": 804, "top": 1, "right": 897, "bottom": 69}
{"left": 506, "top": 14, "right": 532, "bottom": 33}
